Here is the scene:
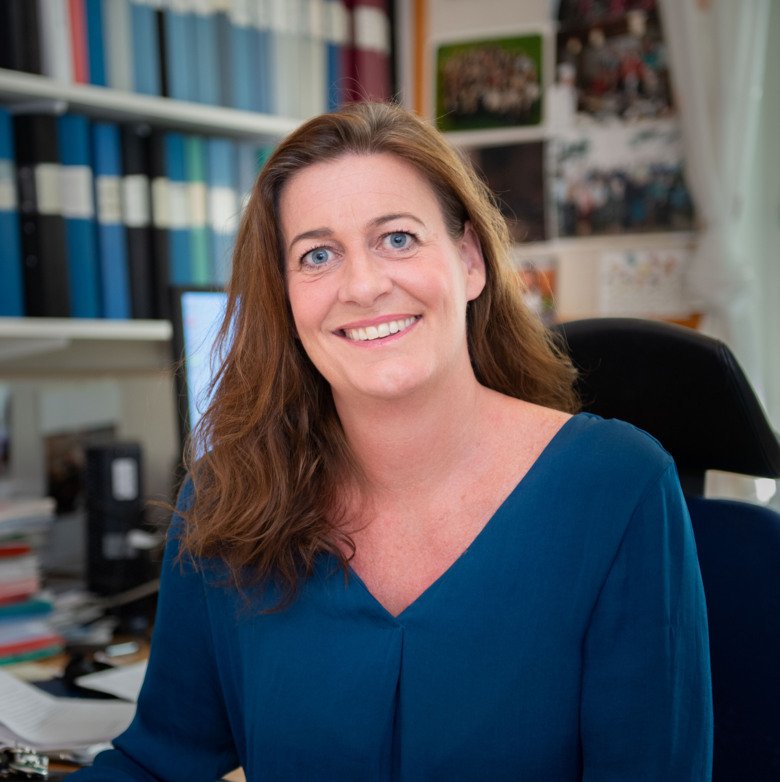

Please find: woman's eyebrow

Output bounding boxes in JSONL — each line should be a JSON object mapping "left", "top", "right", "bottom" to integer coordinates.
{"left": 369, "top": 212, "right": 426, "bottom": 230}
{"left": 288, "top": 227, "right": 332, "bottom": 254}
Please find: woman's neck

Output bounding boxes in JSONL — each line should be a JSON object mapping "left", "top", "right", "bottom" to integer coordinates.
{"left": 333, "top": 373, "right": 491, "bottom": 499}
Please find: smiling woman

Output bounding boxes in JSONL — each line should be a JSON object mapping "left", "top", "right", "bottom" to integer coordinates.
{"left": 68, "top": 103, "right": 712, "bottom": 781}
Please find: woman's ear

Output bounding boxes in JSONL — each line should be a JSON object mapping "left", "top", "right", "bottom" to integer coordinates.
{"left": 460, "top": 221, "right": 487, "bottom": 301}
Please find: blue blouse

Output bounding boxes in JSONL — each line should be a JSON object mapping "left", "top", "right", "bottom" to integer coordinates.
{"left": 69, "top": 413, "right": 713, "bottom": 780}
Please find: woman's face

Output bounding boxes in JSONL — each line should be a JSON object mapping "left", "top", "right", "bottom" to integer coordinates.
{"left": 280, "top": 152, "right": 485, "bottom": 407}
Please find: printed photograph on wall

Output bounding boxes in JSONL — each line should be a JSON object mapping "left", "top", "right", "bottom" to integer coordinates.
{"left": 598, "top": 247, "right": 692, "bottom": 318}
{"left": 466, "top": 141, "right": 547, "bottom": 243}
{"left": 555, "top": 0, "right": 672, "bottom": 121}
{"left": 434, "top": 33, "right": 544, "bottom": 132}
{"left": 514, "top": 254, "right": 558, "bottom": 326}
{"left": 550, "top": 119, "right": 695, "bottom": 238}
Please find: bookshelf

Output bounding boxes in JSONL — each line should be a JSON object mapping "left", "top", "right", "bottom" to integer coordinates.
{"left": 0, "top": 318, "right": 172, "bottom": 375}
{"left": 0, "top": 52, "right": 306, "bottom": 504}
{"left": 0, "top": 68, "right": 300, "bottom": 374}
{"left": 0, "top": 69, "right": 300, "bottom": 140}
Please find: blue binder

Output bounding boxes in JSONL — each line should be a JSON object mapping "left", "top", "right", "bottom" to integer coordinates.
{"left": 0, "top": 107, "right": 24, "bottom": 317}
{"left": 130, "top": 0, "right": 162, "bottom": 95}
{"left": 164, "top": 131, "right": 192, "bottom": 285}
{"left": 163, "top": 1, "right": 196, "bottom": 102}
{"left": 85, "top": 0, "right": 107, "bottom": 86}
{"left": 205, "top": 137, "right": 239, "bottom": 285}
{"left": 227, "top": 3, "right": 254, "bottom": 111}
{"left": 57, "top": 114, "right": 102, "bottom": 318}
{"left": 92, "top": 121, "right": 132, "bottom": 319}
{"left": 193, "top": 2, "right": 220, "bottom": 104}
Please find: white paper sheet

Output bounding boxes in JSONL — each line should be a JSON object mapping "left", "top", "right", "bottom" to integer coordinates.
{"left": 75, "top": 660, "right": 147, "bottom": 703}
{"left": 0, "top": 668, "right": 135, "bottom": 749}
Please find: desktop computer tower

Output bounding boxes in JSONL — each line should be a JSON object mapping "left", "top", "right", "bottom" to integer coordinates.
{"left": 84, "top": 442, "right": 151, "bottom": 599}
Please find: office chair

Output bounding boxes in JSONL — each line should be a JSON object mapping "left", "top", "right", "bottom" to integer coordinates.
{"left": 553, "top": 317, "right": 780, "bottom": 782}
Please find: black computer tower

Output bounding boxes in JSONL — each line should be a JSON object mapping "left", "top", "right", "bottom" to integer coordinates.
{"left": 84, "top": 441, "right": 148, "bottom": 597}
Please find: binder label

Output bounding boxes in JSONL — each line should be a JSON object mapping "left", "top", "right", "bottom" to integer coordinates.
{"left": 168, "top": 181, "right": 189, "bottom": 229}
{"left": 252, "top": 0, "right": 270, "bottom": 28}
{"left": 309, "top": 0, "right": 326, "bottom": 39}
{"left": 95, "top": 176, "right": 123, "bottom": 224}
{"left": 209, "top": 186, "right": 239, "bottom": 232}
{"left": 354, "top": 6, "right": 390, "bottom": 54}
{"left": 0, "top": 161, "right": 17, "bottom": 211}
{"left": 230, "top": 0, "right": 252, "bottom": 27}
{"left": 326, "top": 1, "right": 349, "bottom": 45}
{"left": 269, "top": 0, "right": 287, "bottom": 32}
{"left": 60, "top": 166, "right": 95, "bottom": 219}
{"left": 122, "top": 175, "right": 151, "bottom": 227}
{"left": 188, "top": 182, "right": 208, "bottom": 228}
{"left": 152, "top": 177, "right": 171, "bottom": 228}
{"left": 35, "top": 163, "right": 62, "bottom": 216}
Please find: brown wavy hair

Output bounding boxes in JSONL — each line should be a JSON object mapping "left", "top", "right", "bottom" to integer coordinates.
{"left": 178, "top": 101, "right": 578, "bottom": 603}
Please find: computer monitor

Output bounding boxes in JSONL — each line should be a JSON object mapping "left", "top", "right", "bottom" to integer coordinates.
{"left": 170, "top": 287, "right": 230, "bottom": 451}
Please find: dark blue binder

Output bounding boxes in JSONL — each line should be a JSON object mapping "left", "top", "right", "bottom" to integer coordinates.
{"left": 0, "top": 108, "right": 24, "bottom": 317}
{"left": 163, "top": 1, "right": 196, "bottom": 102}
{"left": 129, "top": 0, "right": 162, "bottom": 95}
{"left": 57, "top": 113, "right": 102, "bottom": 319}
{"left": 85, "top": 0, "right": 107, "bottom": 86}
{"left": 205, "top": 137, "right": 239, "bottom": 285}
{"left": 193, "top": 2, "right": 221, "bottom": 105}
{"left": 92, "top": 121, "right": 132, "bottom": 319}
{"left": 13, "top": 113, "right": 70, "bottom": 317}
{"left": 164, "top": 131, "right": 192, "bottom": 285}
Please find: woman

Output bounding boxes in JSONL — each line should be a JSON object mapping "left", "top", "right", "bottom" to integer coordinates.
{"left": 70, "top": 102, "right": 712, "bottom": 780}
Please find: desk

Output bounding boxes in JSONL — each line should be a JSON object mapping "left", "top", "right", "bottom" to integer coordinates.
{"left": 3, "top": 645, "right": 247, "bottom": 780}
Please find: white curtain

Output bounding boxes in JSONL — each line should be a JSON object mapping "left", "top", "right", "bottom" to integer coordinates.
{"left": 657, "top": 0, "right": 777, "bottom": 427}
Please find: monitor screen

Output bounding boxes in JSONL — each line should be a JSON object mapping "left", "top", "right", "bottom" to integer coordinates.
{"left": 170, "top": 287, "right": 230, "bottom": 450}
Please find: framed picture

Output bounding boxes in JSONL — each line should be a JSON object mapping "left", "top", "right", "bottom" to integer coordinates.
{"left": 555, "top": 1, "right": 672, "bottom": 121}
{"left": 466, "top": 141, "right": 547, "bottom": 243}
{"left": 599, "top": 247, "right": 692, "bottom": 318}
{"left": 514, "top": 254, "right": 558, "bottom": 326}
{"left": 434, "top": 33, "right": 544, "bottom": 132}
{"left": 550, "top": 119, "right": 695, "bottom": 237}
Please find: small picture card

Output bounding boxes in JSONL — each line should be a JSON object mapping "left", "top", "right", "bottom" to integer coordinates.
{"left": 434, "top": 33, "right": 544, "bottom": 132}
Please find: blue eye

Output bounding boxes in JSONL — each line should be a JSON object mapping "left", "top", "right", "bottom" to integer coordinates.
{"left": 384, "top": 231, "right": 414, "bottom": 250}
{"left": 302, "top": 247, "right": 332, "bottom": 267}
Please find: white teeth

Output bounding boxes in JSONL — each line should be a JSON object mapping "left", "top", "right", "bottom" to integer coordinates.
{"left": 344, "top": 316, "right": 417, "bottom": 342}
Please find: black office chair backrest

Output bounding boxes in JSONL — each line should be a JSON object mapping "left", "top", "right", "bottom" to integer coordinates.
{"left": 554, "top": 317, "right": 780, "bottom": 781}
{"left": 554, "top": 317, "right": 780, "bottom": 494}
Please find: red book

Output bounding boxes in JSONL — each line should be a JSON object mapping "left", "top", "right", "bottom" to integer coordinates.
{"left": 0, "top": 544, "right": 32, "bottom": 557}
{"left": 68, "top": 0, "right": 90, "bottom": 83}
{"left": 0, "top": 578, "right": 40, "bottom": 604}
{"left": 0, "top": 633, "right": 64, "bottom": 658}
{"left": 346, "top": 0, "right": 392, "bottom": 102}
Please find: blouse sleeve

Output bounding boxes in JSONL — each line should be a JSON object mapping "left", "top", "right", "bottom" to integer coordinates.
{"left": 67, "top": 486, "right": 240, "bottom": 781}
{"left": 580, "top": 461, "right": 713, "bottom": 781}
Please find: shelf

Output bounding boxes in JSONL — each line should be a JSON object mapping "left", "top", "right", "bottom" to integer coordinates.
{"left": 0, "top": 69, "right": 300, "bottom": 140}
{"left": 0, "top": 318, "right": 174, "bottom": 376}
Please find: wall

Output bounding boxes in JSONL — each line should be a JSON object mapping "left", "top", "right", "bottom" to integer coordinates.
{"left": 405, "top": 0, "right": 699, "bottom": 321}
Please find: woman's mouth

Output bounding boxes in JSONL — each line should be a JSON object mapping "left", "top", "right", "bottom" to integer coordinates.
{"left": 341, "top": 316, "right": 419, "bottom": 342}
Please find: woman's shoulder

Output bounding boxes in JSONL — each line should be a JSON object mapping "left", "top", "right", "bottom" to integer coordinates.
{"left": 554, "top": 411, "right": 676, "bottom": 490}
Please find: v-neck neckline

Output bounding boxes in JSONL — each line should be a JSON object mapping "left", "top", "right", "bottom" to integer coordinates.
{"left": 345, "top": 413, "right": 589, "bottom": 622}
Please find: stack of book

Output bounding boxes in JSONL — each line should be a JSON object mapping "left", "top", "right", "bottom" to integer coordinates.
{"left": 0, "top": 497, "right": 62, "bottom": 665}
{"left": 0, "top": 0, "right": 392, "bottom": 120}
{"left": 1, "top": 106, "right": 272, "bottom": 320}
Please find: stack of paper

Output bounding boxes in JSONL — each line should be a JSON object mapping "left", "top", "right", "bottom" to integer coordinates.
{"left": 0, "top": 668, "right": 136, "bottom": 756}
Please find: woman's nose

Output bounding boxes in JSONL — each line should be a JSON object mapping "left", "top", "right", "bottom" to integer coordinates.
{"left": 337, "top": 252, "right": 393, "bottom": 306}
